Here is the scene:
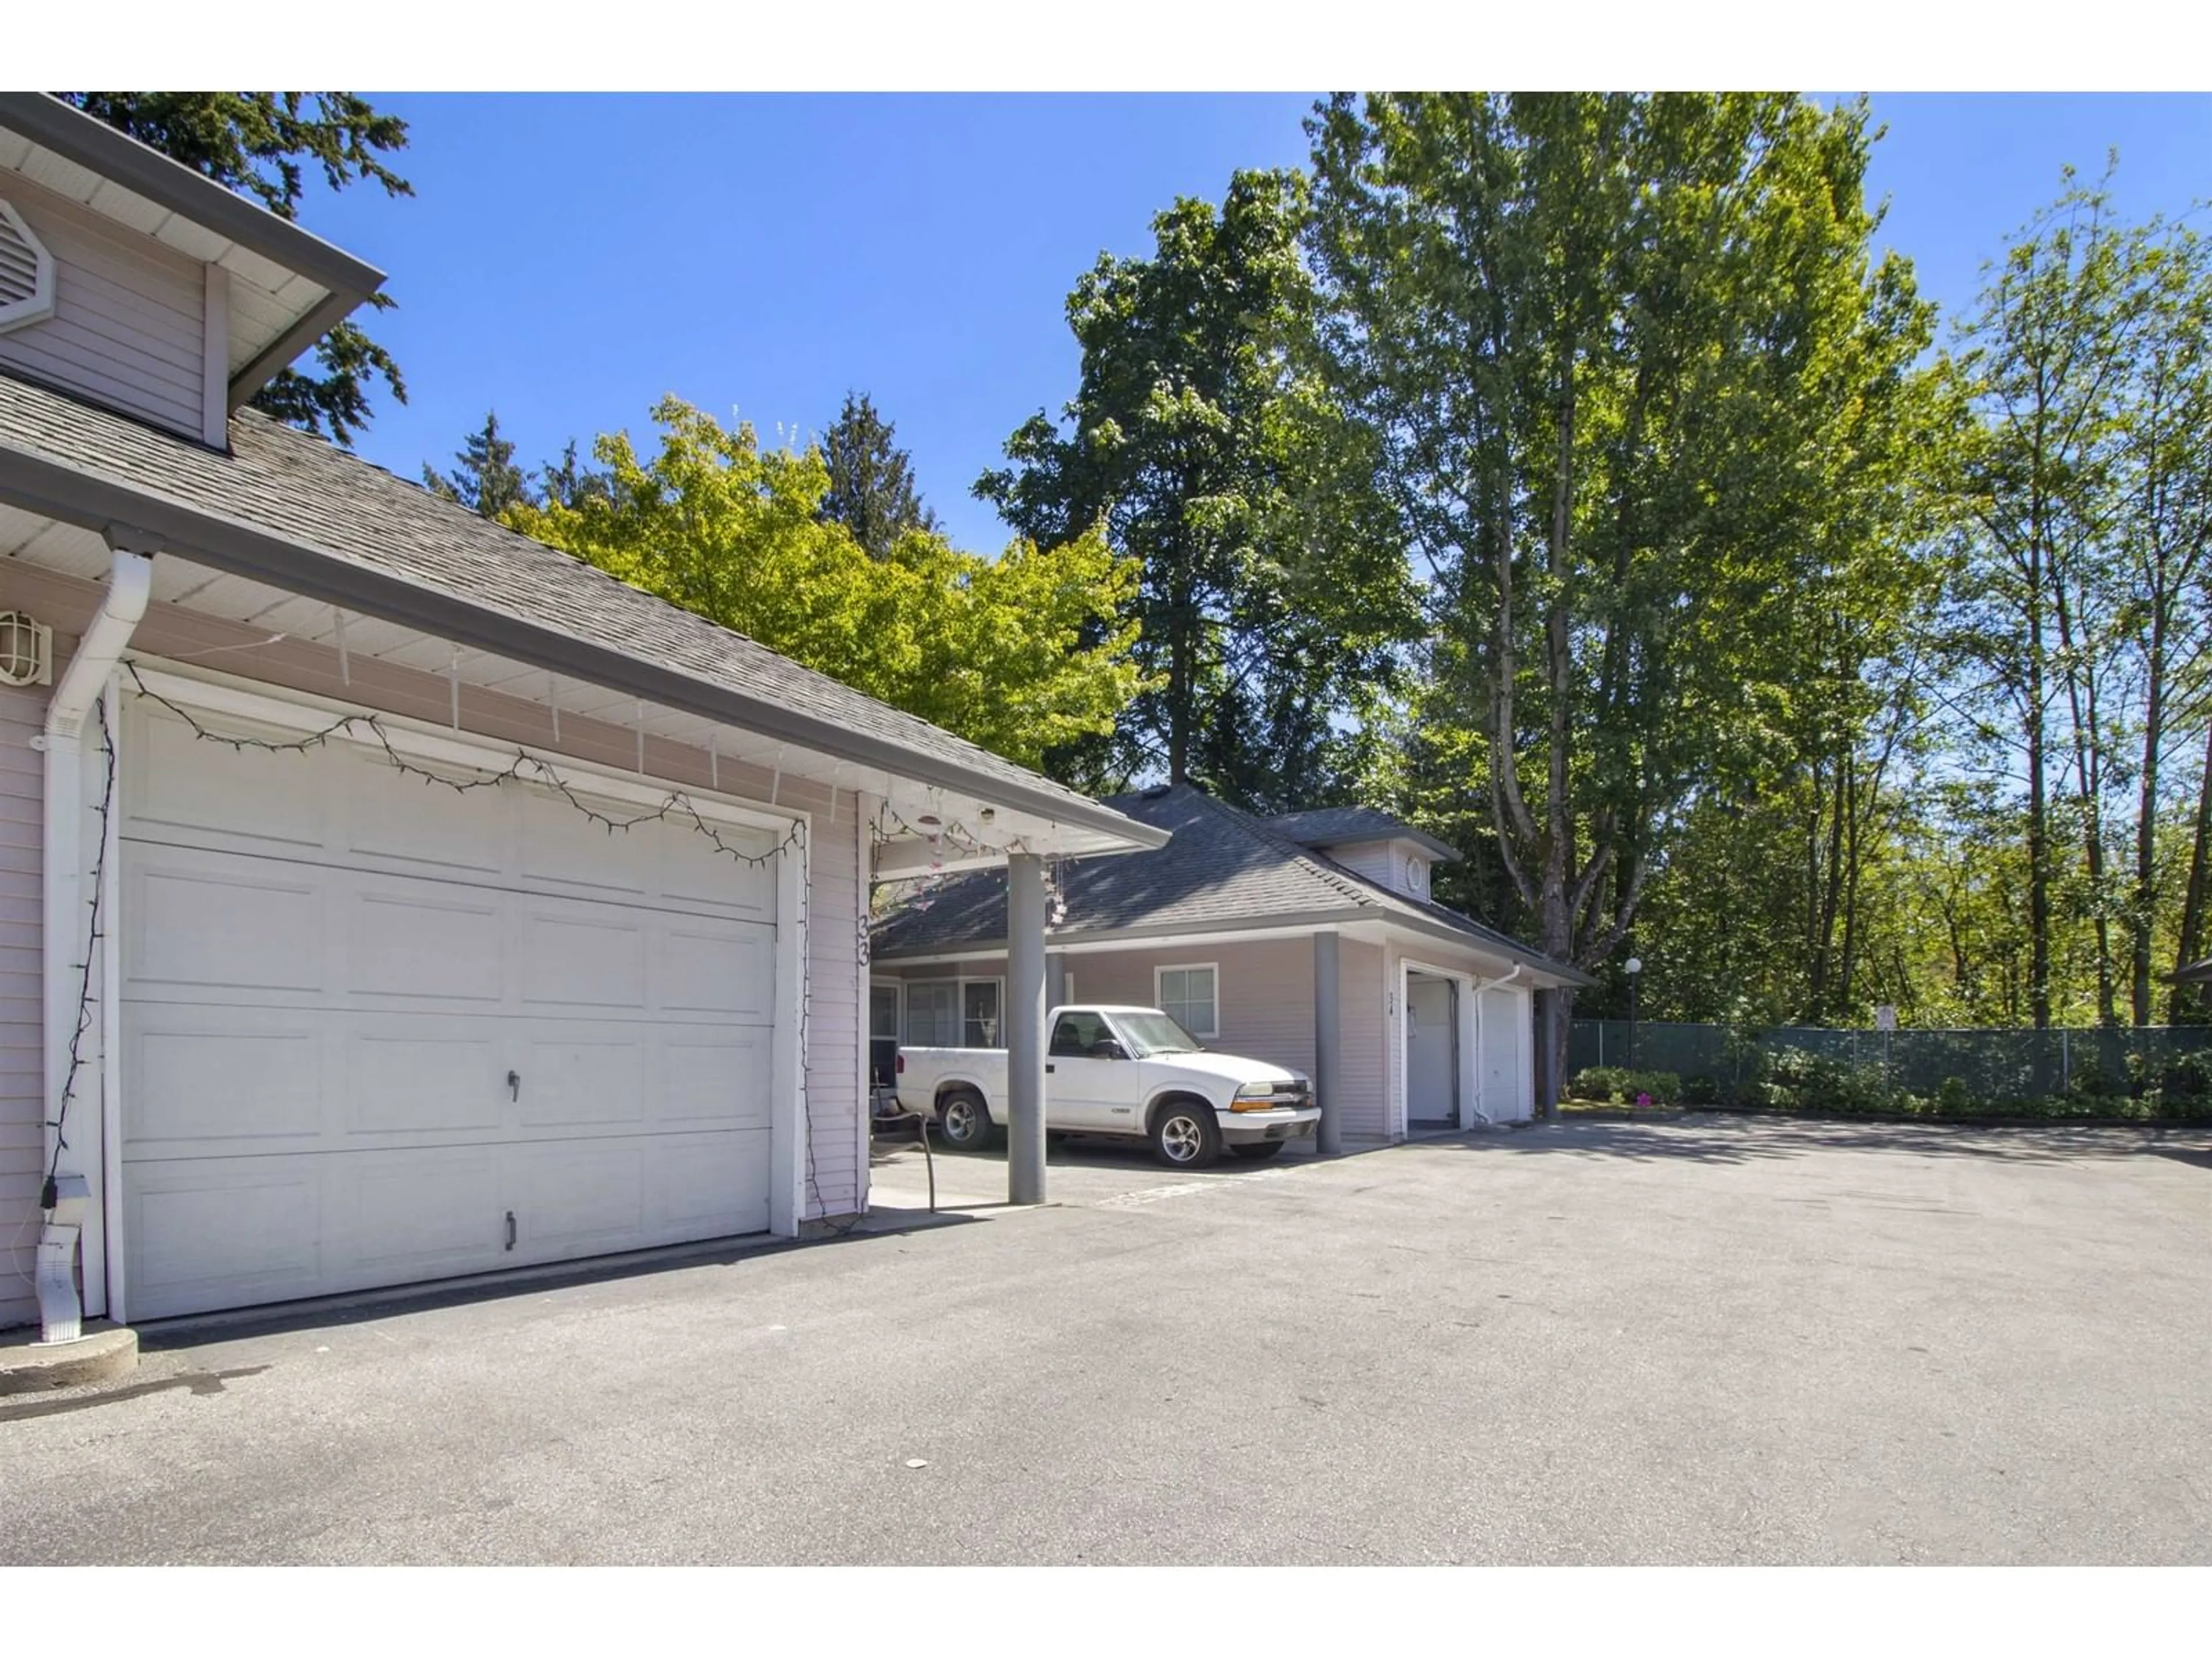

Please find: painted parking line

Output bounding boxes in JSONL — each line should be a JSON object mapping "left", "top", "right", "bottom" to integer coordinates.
{"left": 1090, "top": 1162, "right": 1311, "bottom": 1209}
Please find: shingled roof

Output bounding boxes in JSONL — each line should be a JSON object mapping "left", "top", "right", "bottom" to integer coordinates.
{"left": 0, "top": 370, "right": 1159, "bottom": 847}
{"left": 871, "top": 782, "right": 1588, "bottom": 983}
{"left": 1267, "top": 804, "right": 1461, "bottom": 863}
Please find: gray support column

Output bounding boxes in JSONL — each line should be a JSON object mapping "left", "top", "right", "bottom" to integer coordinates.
{"left": 1006, "top": 853, "right": 1049, "bottom": 1205}
{"left": 1314, "top": 931, "right": 1342, "bottom": 1155}
{"left": 1046, "top": 950, "right": 1069, "bottom": 1015}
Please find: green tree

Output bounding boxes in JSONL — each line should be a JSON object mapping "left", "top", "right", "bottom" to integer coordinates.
{"left": 1306, "top": 92, "right": 1946, "bottom": 1084}
{"left": 979, "top": 169, "right": 1419, "bottom": 809}
{"left": 423, "top": 411, "right": 531, "bottom": 518}
{"left": 817, "top": 392, "right": 939, "bottom": 559}
{"left": 508, "top": 397, "right": 1148, "bottom": 769}
{"left": 56, "top": 92, "right": 412, "bottom": 445}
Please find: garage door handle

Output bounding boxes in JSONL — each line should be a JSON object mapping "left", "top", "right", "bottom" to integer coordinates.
{"left": 1046, "top": 1063, "right": 1055, "bottom": 1074}
{"left": 507, "top": 1070, "right": 520, "bottom": 1101}
{"left": 505, "top": 1210, "right": 517, "bottom": 1252}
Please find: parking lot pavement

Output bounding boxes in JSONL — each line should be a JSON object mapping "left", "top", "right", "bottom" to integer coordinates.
{"left": 862, "top": 1126, "right": 1325, "bottom": 1217}
{"left": 2, "top": 1116, "right": 2207, "bottom": 1565}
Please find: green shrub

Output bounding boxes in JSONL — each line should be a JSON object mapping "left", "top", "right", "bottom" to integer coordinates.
{"left": 1569, "top": 1066, "right": 1624, "bottom": 1103}
{"left": 1682, "top": 1074, "right": 1721, "bottom": 1105}
{"left": 2163, "top": 1050, "right": 2212, "bottom": 1100}
{"left": 1568, "top": 1067, "right": 1682, "bottom": 1105}
{"left": 1936, "top": 1075, "right": 1973, "bottom": 1116}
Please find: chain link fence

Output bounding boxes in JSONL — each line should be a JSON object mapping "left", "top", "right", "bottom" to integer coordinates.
{"left": 1569, "top": 1019, "right": 2212, "bottom": 1104}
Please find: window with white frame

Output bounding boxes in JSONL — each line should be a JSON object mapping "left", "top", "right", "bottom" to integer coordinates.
{"left": 1155, "top": 963, "right": 1219, "bottom": 1039}
{"left": 902, "top": 977, "right": 1005, "bottom": 1048}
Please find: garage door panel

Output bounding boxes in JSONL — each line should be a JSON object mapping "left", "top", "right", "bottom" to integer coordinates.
{"left": 340, "top": 1150, "right": 505, "bottom": 1273}
{"left": 128, "top": 1160, "right": 324, "bottom": 1317}
{"left": 132, "top": 861, "right": 324, "bottom": 994}
{"left": 661, "top": 923, "right": 774, "bottom": 1016}
{"left": 518, "top": 793, "right": 652, "bottom": 896}
{"left": 511, "top": 1140, "right": 647, "bottom": 1256}
{"left": 344, "top": 1028, "right": 505, "bottom": 1136}
{"left": 520, "top": 908, "right": 647, "bottom": 1009}
{"left": 128, "top": 1018, "right": 324, "bottom": 1148}
{"left": 662, "top": 823, "right": 775, "bottom": 916}
{"left": 344, "top": 749, "right": 507, "bottom": 874}
{"left": 127, "top": 707, "right": 327, "bottom": 849}
{"left": 518, "top": 1035, "right": 647, "bottom": 1128}
{"left": 349, "top": 888, "right": 505, "bottom": 1002}
{"left": 658, "top": 1033, "right": 770, "bottom": 1126}
{"left": 650, "top": 1131, "right": 771, "bottom": 1235}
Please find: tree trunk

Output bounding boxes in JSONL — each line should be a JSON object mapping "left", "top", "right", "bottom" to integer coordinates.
{"left": 2171, "top": 719, "right": 2212, "bottom": 1024}
{"left": 2130, "top": 603, "right": 2168, "bottom": 1025}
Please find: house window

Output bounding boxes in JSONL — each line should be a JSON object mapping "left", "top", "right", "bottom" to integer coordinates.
{"left": 905, "top": 980, "right": 960, "bottom": 1047}
{"left": 1156, "top": 963, "right": 1219, "bottom": 1039}
{"left": 962, "top": 980, "right": 1002, "bottom": 1048}
{"left": 902, "top": 977, "right": 1005, "bottom": 1047}
{"left": 870, "top": 983, "right": 903, "bottom": 1041}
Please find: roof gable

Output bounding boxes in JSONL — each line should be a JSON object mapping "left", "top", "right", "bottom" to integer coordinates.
{"left": 872, "top": 782, "right": 1582, "bottom": 982}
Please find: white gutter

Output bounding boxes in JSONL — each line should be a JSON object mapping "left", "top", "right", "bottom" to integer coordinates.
{"left": 35, "top": 547, "right": 151, "bottom": 1342}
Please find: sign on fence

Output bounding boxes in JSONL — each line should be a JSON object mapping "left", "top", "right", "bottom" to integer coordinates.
{"left": 1874, "top": 1005, "right": 1897, "bottom": 1032}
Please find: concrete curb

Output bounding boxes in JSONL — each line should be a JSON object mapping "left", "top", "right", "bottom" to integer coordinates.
{"left": 0, "top": 1320, "right": 138, "bottom": 1395}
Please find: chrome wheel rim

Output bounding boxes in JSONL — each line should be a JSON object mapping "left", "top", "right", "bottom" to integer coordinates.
{"left": 1160, "top": 1113, "right": 1204, "bottom": 1163}
{"left": 943, "top": 1099, "right": 978, "bottom": 1142}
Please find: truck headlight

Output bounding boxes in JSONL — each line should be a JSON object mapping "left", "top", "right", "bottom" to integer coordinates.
{"left": 1232, "top": 1080, "right": 1291, "bottom": 1109}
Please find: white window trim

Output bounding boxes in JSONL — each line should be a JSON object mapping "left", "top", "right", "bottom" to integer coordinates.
{"left": 959, "top": 976, "right": 1006, "bottom": 1048}
{"left": 1154, "top": 960, "right": 1221, "bottom": 1040}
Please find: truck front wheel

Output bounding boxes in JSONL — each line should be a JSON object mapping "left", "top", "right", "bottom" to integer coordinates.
{"left": 938, "top": 1088, "right": 995, "bottom": 1150}
{"left": 1150, "top": 1100, "right": 1221, "bottom": 1169}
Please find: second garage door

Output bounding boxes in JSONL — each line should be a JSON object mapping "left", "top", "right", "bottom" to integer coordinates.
{"left": 117, "top": 690, "right": 787, "bottom": 1320}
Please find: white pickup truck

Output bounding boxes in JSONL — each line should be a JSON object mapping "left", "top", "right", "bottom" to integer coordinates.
{"left": 893, "top": 1003, "right": 1319, "bottom": 1169}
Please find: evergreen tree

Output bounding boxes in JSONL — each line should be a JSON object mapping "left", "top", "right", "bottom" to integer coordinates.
{"left": 817, "top": 393, "right": 938, "bottom": 559}
{"left": 422, "top": 411, "right": 530, "bottom": 518}
{"left": 56, "top": 92, "right": 412, "bottom": 445}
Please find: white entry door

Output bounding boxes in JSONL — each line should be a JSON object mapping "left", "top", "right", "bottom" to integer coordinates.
{"left": 116, "top": 694, "right": 786, "bottom": 1320}
{"left": 1479, "top": 986, "right": 1532, "bottom": 1122}
{"left": 1406, "top": 975, "right": 1459, "bottom": 1128}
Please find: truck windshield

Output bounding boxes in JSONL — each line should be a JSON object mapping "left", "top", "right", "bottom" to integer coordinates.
{"left": 1112, "top": 1010, "right": 1203, "bottom": 1056}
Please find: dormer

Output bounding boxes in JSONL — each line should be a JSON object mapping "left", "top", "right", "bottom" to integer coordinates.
{"left": 0, "top": 94, "right": 384, "bottom": 449}
{"left": 1268, "top": 805, "right": 1461, "bottom": 902}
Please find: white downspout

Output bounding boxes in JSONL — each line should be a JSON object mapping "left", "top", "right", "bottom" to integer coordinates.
{"left": 35, "top": 547, "right": 152, "bottom": 1343}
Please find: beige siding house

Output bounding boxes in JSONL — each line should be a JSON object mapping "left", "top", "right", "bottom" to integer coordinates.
{"left": 872, "top": 787, "right": 1589, "bottom": 1146}
{"left": 0, "top": 95, "right": 1162, "bottom": 1332}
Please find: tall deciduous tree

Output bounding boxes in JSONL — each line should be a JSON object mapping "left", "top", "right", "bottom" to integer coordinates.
{"left": 423, "top": 411, "right": 531, "bottom": 518}
{"left": 57, "top": 92, "right": 412, "bottom": 444}
{"left": 509, "top": 397, "right": 1148, "bottom": 770}
{"left": 1306, "top": 92, "right": 1944, "bottom": 1086}
{"left": 979, "top": 169, "right": 1419, "bottom": 809}
{"left": 817, "top": 392, "right": 938, "bottom": 559}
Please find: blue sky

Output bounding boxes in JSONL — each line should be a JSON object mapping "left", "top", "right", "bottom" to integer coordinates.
{"left": 302, "top": 93, "right": 2212, "bottom": 555}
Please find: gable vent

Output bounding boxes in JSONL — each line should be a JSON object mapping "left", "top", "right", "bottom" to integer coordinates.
{"left": 0, "top": 198, "right": 57, "bottom": 336}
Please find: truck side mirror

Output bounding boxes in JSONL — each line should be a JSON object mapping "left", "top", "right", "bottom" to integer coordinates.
{"left": 1091, "top": 1038, "right": 1128, "bottom": 1060}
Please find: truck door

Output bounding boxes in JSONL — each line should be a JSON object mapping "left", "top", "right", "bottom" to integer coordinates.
{"left": 1047, "top": 1010, "right": 1131, "bottom": 1133}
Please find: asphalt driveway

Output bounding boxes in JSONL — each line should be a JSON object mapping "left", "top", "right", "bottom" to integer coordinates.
{"left": 3, "top": 1117, "right": 2207, "bottom": 1565}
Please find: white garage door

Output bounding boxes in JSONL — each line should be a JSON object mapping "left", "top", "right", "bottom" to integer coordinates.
{"left": 118, "top": 694, "right": 785, "bottom": 1320}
